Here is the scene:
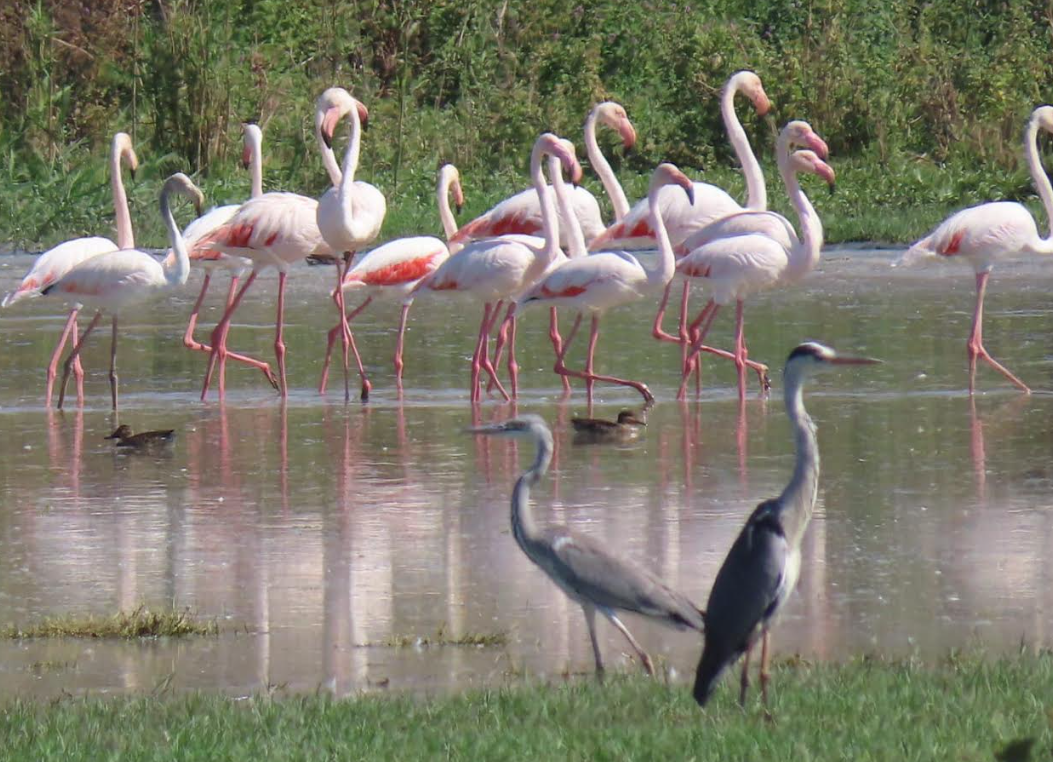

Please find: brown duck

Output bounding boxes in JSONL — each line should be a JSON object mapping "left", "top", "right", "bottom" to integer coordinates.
{"left": 571, "top": 410, "right": 646, "bottom": 444}
{"left": 105, "top": 425, "right": 176, "bottom": 449}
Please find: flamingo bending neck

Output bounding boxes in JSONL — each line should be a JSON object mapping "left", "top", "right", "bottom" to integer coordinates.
{"left": 723, "top": 71, "right": 770, "bottom": 212}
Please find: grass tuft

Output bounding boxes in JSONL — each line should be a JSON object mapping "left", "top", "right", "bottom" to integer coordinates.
{"left": 1, "top": 605, "right": 219, "bottom": 639}
{"left": 369, "top": 624, "right": 508, "bottom": 649}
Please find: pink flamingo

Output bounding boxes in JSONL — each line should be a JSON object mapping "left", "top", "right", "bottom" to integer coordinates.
{"left": 45, "top": 174, "right": 205, "bottom": 410}
{"left": 197, "top": 92, "right": 354, "bottom": 400}
{"left": 517, "top": 163, "right": 695, "bottom": 406}
{"left": 897, "top": 105, "right": 1053, "bottom": 394}
{"left": 319, "top": 164, "right": 465, "bottom": 398}
{"left": 177, "top": 122, "right": 277, "bottom": 392}
{"left": 3, "top": 132, "right": 138, "bottom": 405}
{"left": 676, "top": 145, "right": 836, "bottom": 400}
{"left": 316, "top": 88, "right": 387, "bottom": 402}
{"left": 413, "top": 134, "right": 582, "bottom": 403}
{"left": 449, "top": 101, "right": 636, "bottom": 248}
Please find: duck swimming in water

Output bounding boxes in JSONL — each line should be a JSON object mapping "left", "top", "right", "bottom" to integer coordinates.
{"left": 571, "top": 409, "right": 647, "bottom": 444}
{"left": 105, "top": 425, "right": 176, "bottom": 449}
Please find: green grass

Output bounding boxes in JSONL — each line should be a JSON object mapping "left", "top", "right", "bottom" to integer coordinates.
{"left": 0, "top": 606, "right": 219, "bottom": 639}
{"left": 372, "top": 625, "right": 508, "bottom": 649}
{"left": 2, "top": 652, "right": 1052, "bottom": 760}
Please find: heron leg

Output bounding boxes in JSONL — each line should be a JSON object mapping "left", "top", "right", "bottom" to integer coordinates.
{"left": 582, "top": 604, "right": 605, "bottom": 679}
{"left": 58, "top": 311, "right": 102, "bottom": 410}
{"left": 555, "top": 315, "right": 654, "bottom": 405}
{"left": 108, "top": 315, "right": 119, "bottom": 412}
{"left": 320, "top": 296, "right": 372, "bottom": 396}
{"left": 759, "top": 628, "right": 772, "bottom": 708}
{"left": 739, "top": 644, "right": 752, "bottom": 707}
{"left": 47, "top": 309, "right": 79, "bottom": 407}
{"left": 202, "top": 271, "right": 258, "bottom": 401}
{"left": 968, "top": 271, "right": 1030, "bottom": 394}
{"left": 549, "top": 307, "right": 571, "bottom": 395}
{"left": 606, "top": 612, "right": 655, "bottom": 676}
{"left": 393, "top": 301, "right": 411, "bottom": 396}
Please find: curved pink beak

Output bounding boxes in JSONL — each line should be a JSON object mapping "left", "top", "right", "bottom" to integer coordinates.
{"left": 321, "top": 106, "right": 341, "bottom": 148}
{"left": 619, "top": 118, "right": 637, "bottom": 150}
{"left": 806, "top": 132, "right": 829, "bottom": 160}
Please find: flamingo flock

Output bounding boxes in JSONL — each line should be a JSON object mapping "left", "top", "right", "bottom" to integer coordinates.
{"left": 4, "top": 74, "right": 1052, "bottom": 410}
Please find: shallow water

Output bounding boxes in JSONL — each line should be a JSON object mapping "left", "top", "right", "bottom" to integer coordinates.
{"left": 0, "top": 248, "right": 1052, "bottom": 700}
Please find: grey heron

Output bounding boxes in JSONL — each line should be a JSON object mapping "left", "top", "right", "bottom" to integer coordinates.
{"left": 693, "top": 341, "right": 878, "bottom": 708}
{"left": 470, "top": 415, "right": 703, "bottom": 676}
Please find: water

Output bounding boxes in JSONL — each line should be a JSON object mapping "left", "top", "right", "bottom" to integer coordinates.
{"left": 0, "top": 248, "right": 1052, "bottom": 699}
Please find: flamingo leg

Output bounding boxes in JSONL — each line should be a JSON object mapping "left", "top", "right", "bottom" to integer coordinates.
{"left": 319, "top": 296, "right": 373, "bottom": 396}
{"left": 108, "top": 315, "right": 119, "bottom": 411}
{"left": 678, "top": 303, "right": 722, "bottom": 399}
{"left": 505, "top": 305, "right": 519, "bottom": 400}
{"left": 478, "top": 300, "right": 510, "bottom": 402}
{"left": 733, "top": 299, "right": 748, "bottom": 402}
{"left": 555, "top": 315, "right": 654, "bottom": 404}
{"left": 183, "top": 272, "right": 212, "bottom": 353}
{"left": 488, "top": 303, "right": 516, "bottom": 394}
{"left": 650, "top": 281, "right": 681, "bottom": 344}
{"left": 333, "top": 259, "right": 352, "bottom": 402}
{"left": 469, "top": 303, "right": 493, "bottom": 404}
{"left": 549, "top": 307, "right": 571, "bottom": 395}
{"left": 605, "top": 612, "right": 655, "bottom": 676}
{"left": 555, "top": 313, "right": 584, "bottom": 364}
{"left": 58, "top": 311, "right": 102, "bottom": 410}
{"left": 393, "top": 301, "right": 411, "bottom": 395}
{"left": 274, "top": 271, "right": 290, "bottom": 397}
{"left": 584, "top": 313, "right": 598, "bottom": 405}
{"left": 47, "top": 309, "right": 79, "bottom": 407}
{"left": 968, "top": 271, "right": 1030, "bottom": 394}
{"left": 202, "top": 271, "right": 258, "bottom": 401}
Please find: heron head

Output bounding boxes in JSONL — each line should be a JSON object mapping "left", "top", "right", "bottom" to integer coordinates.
{"left": 785, "top": 341, "right": 880, "bottom": 377}
{"left": 466, "top": 414, "right": 550, "bottom": 439}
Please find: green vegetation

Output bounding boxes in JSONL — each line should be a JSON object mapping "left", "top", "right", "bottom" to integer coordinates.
{"left": 2, "top": 0, "right": 1053, "bottom": 249}
{"left": 1, "top": 605, "right": 219, "bottom": 639}
{"left": 373, "top": 625, "right": 508, "bottom": 648}
{"left": 1, "top": 652, "right": 1051, "bottom": 760}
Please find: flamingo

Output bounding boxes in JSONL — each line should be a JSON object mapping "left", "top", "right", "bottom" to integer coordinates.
{"left": 517, "top": 163, "right": 696, "bottom": 406}
{"left": 3, "top": 132, "right": 137, "bottom": 405}
{"left": 45, "top": 174, "right": 205, "bottom": 410}
{"left": 317, "top": 163, "right": 465, "bottom": 398}
{"left": 449, "top": 101, "right": 636, "bottom": 248}
{"left": 896, "top": 105, "right": 1053, "bottom": 394}
{"left": 413, "top": 134, "right": 582, "bottom": 403}
{"left": 196, "top": 92, "right": 350, "bottom": 400}
{"left": 177, "top": 122, "right": 277, "bottom": 393}
{"left": 676, "top": 144, "right": 836, "bottom": 400}
{"left": 316, "top": 88, "right": 387, "bottom": 402}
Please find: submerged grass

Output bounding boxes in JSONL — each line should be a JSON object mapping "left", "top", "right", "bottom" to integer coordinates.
{"left": 0, "top": 605, "right": 219, "bottom": 639}
{"left": 373, "top": 625, "right": 508, "bottom": 649}
{"left": 2, "top": 652, "right": 1052, "bottom": 760}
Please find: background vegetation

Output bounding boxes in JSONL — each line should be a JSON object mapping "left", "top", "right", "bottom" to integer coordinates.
{"left": 3, "top": 0, "right": 1053, "bottom": 249}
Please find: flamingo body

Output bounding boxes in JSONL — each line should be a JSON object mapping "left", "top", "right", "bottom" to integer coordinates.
{"left": 451, "top": 185, "right": 603, "bottom": 248}
{"left": 317, "top": 181, "right": 386, "bottom": 254}
{"left": 343, "top": 236, "right": 450, "bottom": 297}
{"left": 45, "top": 247, "right": 186, "bottom": 310}
{"left": 901, "top": 202, "right": 1043, "bottom": 273}
{"left": 521, "top": 251, "right": 653, "bottom": 313}
{"left": 3, "top": 237, "right": 117, "bottom": 307}
{"left": 677, "top": 234, "right": 788, "bottom": 304}
{"left": 203, "top": 193, "right": 331, "bottom": 269}
{"left": 423, "top": 237, "right": 544, "bottom": 302}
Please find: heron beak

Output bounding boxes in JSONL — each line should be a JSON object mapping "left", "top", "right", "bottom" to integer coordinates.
{"left": 465, "top": 422, "right": 512, "bottom": 436}
{"left": 829, "top": 356, "right": 881, "bottom": 365}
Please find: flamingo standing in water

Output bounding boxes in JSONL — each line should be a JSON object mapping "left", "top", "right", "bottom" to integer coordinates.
{"left": 177, "top": 122, "right": 277, "bottom": 393}
{"left": 316, "top": 88, "right": 387, "bottom": 402}
{"left": 45, "top": 174, "right": 204, "bottom": 410}
{"left": 897, "top": 105, "right": 1053, "bottom": 394}
{"left": 449, "top": 101, "right": 637, "bottom": 248}
{"left": 196, "top": 92, "right": 351, "bottom": 400}
{"left": 518, "top": 163, "right": 695, "bottom": 406}
{"left": 676, "top": 142, "right": 836, "bottom": 400}
{"left": 318, "top": 163, "right": 465, "bottom": 397}
{"left": 413, "top": 134, "right": 582, "bottom": 403}
{"left": 3, "top": 132, "right": 137, "bottom": 405}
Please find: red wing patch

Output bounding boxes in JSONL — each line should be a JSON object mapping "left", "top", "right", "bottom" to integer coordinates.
{"left": 540, "top": 283, "right": 587, "bottom": 299}
{"left": 354, "top": 253, "right": 441, "bottom": 286}
{"left": 940, "top": 230, "right": 965, "bottom": 256}
{"left": 679, "top": 262, "right": 711, "bottom": 278}
{"left": 20, "top": 276, "right": 40, "bottom": 292}
{"left": 56, "top": 281, "right": 102, "bottom": 297}
{"left": 490, "top": 214, "right": 539, "bottom": 237}
{"left": 264, "top": 231, "right": 280, "bottom": 246}
{"left": 627, "top": 219, "right": 653, "bottom": 239}
{"left": 225, "top": 223, "right": 255, "bottom": 249}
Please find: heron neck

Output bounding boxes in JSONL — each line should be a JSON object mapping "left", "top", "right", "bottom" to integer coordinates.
{"left": 723, "top": 76, "right": 766, "bottom": 211}
{"left": 510, "top": 428, "right": 554, "bottom": 551}
{"left": 585, "top": 109, "right": 630, "bottom": 220}
{"left": 777, "top": 368, "right": 819, "bottom": 547}
{"left": 1024, "top": 116, "right": 1053, "bottom": 241}
{"left": 160, "top": 188, "right": 190, "bottom": 288}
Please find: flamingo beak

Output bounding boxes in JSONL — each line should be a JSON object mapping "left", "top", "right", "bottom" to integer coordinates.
{"left": 321, "top": 106, "right": 341, "bottom": 148}
{"left": 619, "top": 120, "right": 637, "bottom": 152}
{"left": 357, "top": 101, "right": 370, "bottom": 132}
{"left": 807, "top": 132, "right": 830, "bottom": 160}
{"left": 815, "top": 160, "right": 836, "bottom": 193}
{"left": 754, "top": 92, "right": 772, "bottom": 117}
{"left": 241, "top": 144, "right": 252, "bottom": 170}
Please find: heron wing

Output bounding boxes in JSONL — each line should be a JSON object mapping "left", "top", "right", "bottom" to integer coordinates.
{"left": 542, "top": 528, "right": 704, "bottom": 630}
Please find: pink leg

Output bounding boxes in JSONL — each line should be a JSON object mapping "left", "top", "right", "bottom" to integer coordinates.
{"left": 968, "top": 271, "right": 1030, "bottom": 394}
{"left": 651, "top": 281, "right": 681, "bottom": 344}
{"left": 479, "top": 300, "right": 510, "bottom": 402}
{"left": 202, "top": 271, "right": 258, "bottom": 401}
{"left": 584, "top": 313, "right": 598, "bottom": 405}
{"left": 555, "top": 314, "right": 655, "bottom": 404}
{"left": 549, "top": 307, "right": 572, "bottom": 395}
{"left": 488, "top": 302, "right": 516, "bottom": 394}
{"left": 58, "top": 311, "right": 103, "bottom": 410}
{"left": 47, "top": 309, "right": 79, "bottom": 407}
{"left": 274, "top": 271, "right": 289, "bottom": 398}
{"left": 678, "top": 303, "right": 722, "bottom": 399}
{"left": 394, "top": 302, "right": 411, "bottom": 395}
{"left": 319, "top": 296, "right": 373, "bottom": 396}
{"left": 333, "top": 260, "right": 352, "bottom": 402}
{"left": 505, "top": 306, "right": 519, "bottom": 400}
{"left": 108, "top": 315, "right": 119, "bottom": 411}
{"left": 183, "top": 273, "right": 212, "bottom": 352}
{"left": 733, "top": 300, "right": 748, "bottom": 402}
{"left": 469, "top": 303, "right": 493, "bottom": 404}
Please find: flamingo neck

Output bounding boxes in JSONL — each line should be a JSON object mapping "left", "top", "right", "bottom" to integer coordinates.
{"left": 585, "top": 109, "right": 630, "bottom": 221}
{"left": 1024, "top": 116, "right": 1053, "bottom": 242}
{"left": 779, "top": 146, "right": 823, "bottom": 282}
{"left": 248, "top": 129, "right": 263, "bottom": 199}
{"left": 777, "top": 365, "right": 819, "bottom": 547}
{"left": 160, "top": 188, "right": 190, "bottom": 288}
{"left": 646, "top": 182, "right": 676, "bottom": 289}
{"left": 531, "top": 143, "right": 561, "bottom": 267}
{"left": 723, "top": 76, "right": 766, "bottom": 211}
{"left": 510, "top": 427, "right": 553, "bottom": 553}
{"left": 111, "top": 144, "right": 134, "bottom": 250}
{"left": 550, "top": 155, "right": 587, "bottom": 258}
{"left": 437, "top": 169, "right": 458, "bottom": 241}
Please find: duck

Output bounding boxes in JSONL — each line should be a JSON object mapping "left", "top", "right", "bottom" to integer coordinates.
{"left": 105, "top": 425, "right": 176, "bottom": 449}
{"left": 571, "top": 410, "right": 647, "bottom": 444}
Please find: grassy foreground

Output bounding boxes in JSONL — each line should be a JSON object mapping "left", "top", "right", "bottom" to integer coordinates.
{"left": 2, "top": 653, "right": 1052, "bottom": 761}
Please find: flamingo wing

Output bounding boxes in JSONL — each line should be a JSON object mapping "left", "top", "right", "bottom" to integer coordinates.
{"left": 198, "top": 192, "right": 331, "bottom": 266}
{"left": 678, "top": 210, "right": 798, "bottom": 255}
{"left": 343, "top": 236, "right": 449, "bottom": 289}
{"left": 3, "top": 236, "right": 117, "bottom": 307}
{"left": 899, "top": 201, "right": 1037, "bottom": 268}
{"left": 677, "top": 234, "right": 788, "bottom": 304}
{"left": 452, "top": 186, "right": 603, "bottom": 248}
{"left": 43, "top": 249, "right": 165, "bottom": 307}
{"left": 520, "top": 251, "right": 645, "bottom": 309}
{"left": 421, "top": 238, "right": 536, "bottom": 300}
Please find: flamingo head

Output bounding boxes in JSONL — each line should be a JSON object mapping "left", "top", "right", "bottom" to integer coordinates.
{"left": 1033, "top": 105, "right": 1053, "bottom": 133}
{"left": 537, "top": 133, "right": 583, "bottom": 184}
{"left": 783, "top": 120, "right": 829, "bottom": 160}
{"left": 241, "top": 121, "right": 262, "bottom": 169}
{"left": 789, "top": 150, "right": 836, "bottom": 192}
{"left": 113, "top": 132, "right": 139, "bottom": 180}
{"left": 161, "top": 172, "right": 205, "bottom": 218}
{"left": 731, "top": 71, "right": 771, "bottom": 117}
{"left": 439, "top": 164, "right": 464, "bottom": 213}
{"left": 595, "top": 101, "right": 637, "bottom": 150}
{"left": 649, "top": 163, "right": 694, "bottom": 205}
{"left": 315, "top": 87, "right": 356, "bottom": 148}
